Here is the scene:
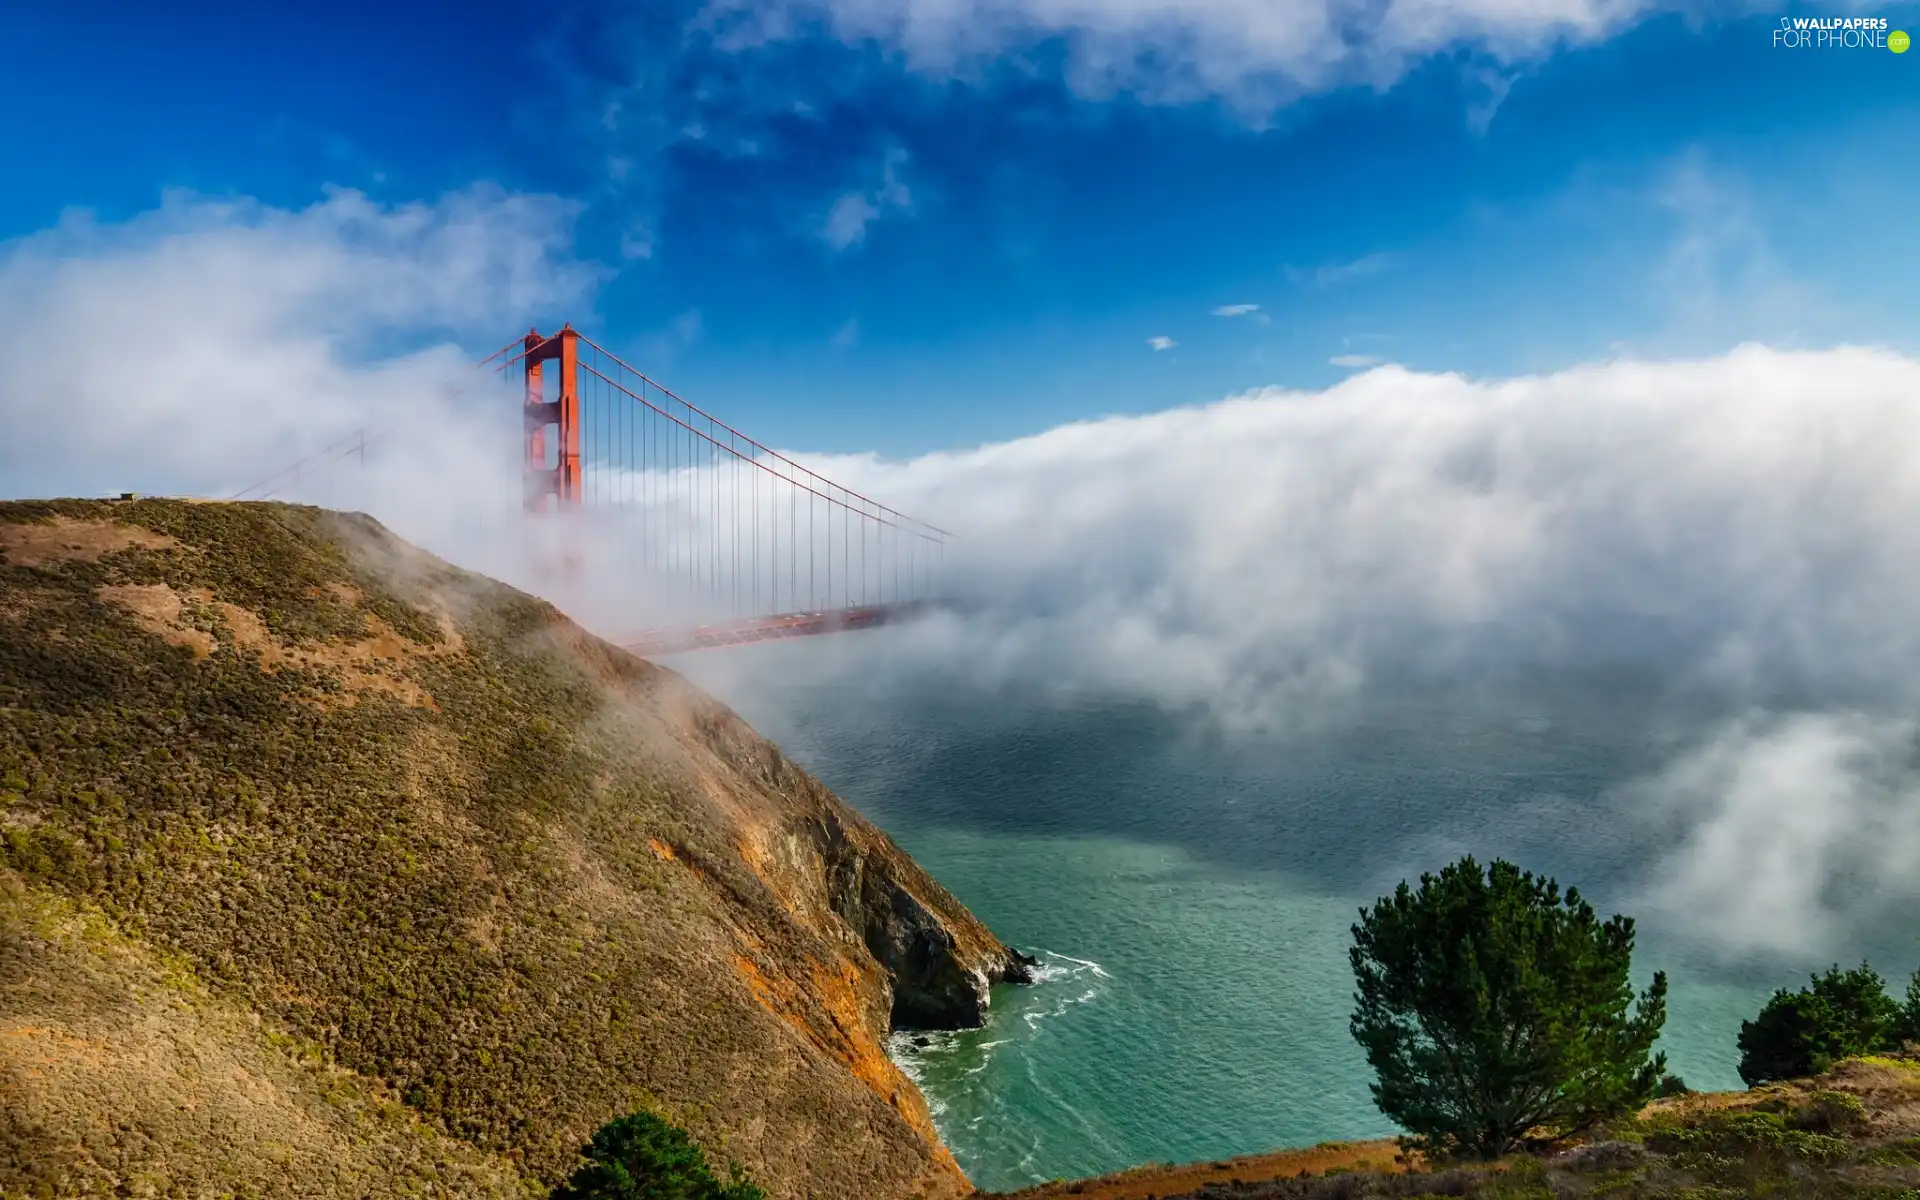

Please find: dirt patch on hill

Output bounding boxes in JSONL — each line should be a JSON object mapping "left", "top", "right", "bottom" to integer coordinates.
{"left": 92, "top": 579, "right": 452, "bottom": 710}
{"left": 216, "top": 599, "right": 449, "bottom": 710}
{"left": 0, "top": 517, "right": 182, "bottom": 568}
{"left": 95, "top": 583, "right": 216, "bottom": 657}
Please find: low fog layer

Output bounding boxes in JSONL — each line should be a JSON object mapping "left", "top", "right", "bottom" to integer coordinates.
{"left": 815, "top": 348, "right": 1920, "bottom": 720}
{"left": 5, "top": 189, "right": 1917, "bottom": 966}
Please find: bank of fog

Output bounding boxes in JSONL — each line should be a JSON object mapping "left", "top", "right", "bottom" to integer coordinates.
{"left": 684, "top": 345, "right": 1920, "bottom": 974}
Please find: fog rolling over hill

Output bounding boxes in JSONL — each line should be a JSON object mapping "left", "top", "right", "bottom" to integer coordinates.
{"left": 0, "top": 498, "right": 1031, "bottom": 1199}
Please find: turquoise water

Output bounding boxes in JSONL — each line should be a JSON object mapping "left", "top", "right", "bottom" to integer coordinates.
{"left": 675, "top": 647, "right": 1882, "bottom": 1193}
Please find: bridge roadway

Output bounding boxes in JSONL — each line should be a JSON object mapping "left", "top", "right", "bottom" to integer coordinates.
{"left": 618, "top": 599, "right": 939, "bottom": 657}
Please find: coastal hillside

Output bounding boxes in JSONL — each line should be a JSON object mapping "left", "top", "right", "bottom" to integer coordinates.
{"left": 0, "top": 498, "right": 1031, "bottom": 1199}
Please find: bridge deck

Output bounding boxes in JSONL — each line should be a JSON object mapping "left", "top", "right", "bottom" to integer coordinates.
{"left": 618, "top": 600, "right": 937, "bottom": 657}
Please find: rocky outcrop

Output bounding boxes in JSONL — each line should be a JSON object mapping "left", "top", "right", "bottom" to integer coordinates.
{"left": 648, "top": 671, "right": 1037, "bottom": 1033}
{"left": 820, "top": 807, "right": 1037, "bottom": 1029}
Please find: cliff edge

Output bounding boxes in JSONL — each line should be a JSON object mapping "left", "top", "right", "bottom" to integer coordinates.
{"left": 0, "top": 498, "right": 1030, "bottom": 1199}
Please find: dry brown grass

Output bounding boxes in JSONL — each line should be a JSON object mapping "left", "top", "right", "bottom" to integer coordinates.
{"left": 991, "top": 1141, "right": 1413, "bottom": 1199}
{"left": 1, "top": 870, "right": 533, "bottom": 1199}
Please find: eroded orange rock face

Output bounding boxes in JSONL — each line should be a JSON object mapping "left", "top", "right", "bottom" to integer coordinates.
{"left": 619, "top": 669, "right": 1039, "bottom": 1197}
{"left": 732, "top": 952, "right": 959, "bottom": 1175}
{"left": 656, "top": 679, "right": 1038, "bottom": 1028}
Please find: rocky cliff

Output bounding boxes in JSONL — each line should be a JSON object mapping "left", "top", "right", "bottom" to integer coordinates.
{"left": 0, "top": 498, "right": 1029, "bottom": 1199}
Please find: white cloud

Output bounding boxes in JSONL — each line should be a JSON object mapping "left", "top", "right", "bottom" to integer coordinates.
{"left": 0, "top": 185, "right": 596, "bottom": 530}
{"left": 1628, "top": 713, "right": 1920, "bottom": 960}
{"left": 822, "top": 193, "right": 881, "bottom": 250}
{"left": 1465, "top": 65, "right": 1520, "bottom": 134}
{"left": 1329, "top": 353, "right": 1382, "bottom": 367}
{"left": 619, "top": 223, "right": 656, "bottom": 260}
{"left": 702, "top": 0, "right": 1664, "bottom": 110}
{"left": 779, "top": 344, "right": 1920, "bottom": 727}
{"left": 820, "top": 149, "right": 914, "bottom": 251}
{"left": 1212, "top": 303, "right": 1260, "bottom": 317}
{"left": 1286, "top": 251, "right": 1400, "bottom": 287}
{"left": 1147, "top": 335, "right": 1177, "bottom": 351}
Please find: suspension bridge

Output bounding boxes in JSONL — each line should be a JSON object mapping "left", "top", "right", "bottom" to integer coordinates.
{"left": 232, "top": 325, "right": 953, "bottom": 659}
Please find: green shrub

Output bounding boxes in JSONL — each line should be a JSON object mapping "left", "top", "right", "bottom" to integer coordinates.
{"left": 1348, "top": 856, "right": 1668, "bottom": 1159}
{"left": 550, "top": 1112, "right": 764, "bottom": 1200}
{"left": 1651, "top": 1108, "right": 1850, "bottom": 1167}
{"left": 1737, "top": 964, "right": 1906, "bottom": 1086}
{"left": 1788, "top": 1090, "right": 1868, "bottom": 1135}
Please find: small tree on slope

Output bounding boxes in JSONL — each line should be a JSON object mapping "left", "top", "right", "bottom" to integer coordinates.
{"left": 1737, "top": 963, "right": 1919, "bottom": 1086}
{"left": 550, "top": 1112, "right": 765, "bottom": 1200}
{"left": 1904, "top": 970, "right": 1920, "bottom": 1047}
{"left": 1349, "top": 856, "right": 1668, "bottom": 1159}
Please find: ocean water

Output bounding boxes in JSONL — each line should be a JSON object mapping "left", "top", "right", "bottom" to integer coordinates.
{"left": 672, "top": 643, "right": 1894, "bottom": 1194}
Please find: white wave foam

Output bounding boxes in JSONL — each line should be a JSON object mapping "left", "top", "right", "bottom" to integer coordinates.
{"left": 1040, "top": 950, "right": 1112, "bottom": 979}
{"left": 884, "top": 946, "right": 1110, "bottom": 1162}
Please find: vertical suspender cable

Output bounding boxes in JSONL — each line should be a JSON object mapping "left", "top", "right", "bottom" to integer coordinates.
{"left": 732, "top": 434, "right": 739, "bottom": 617}
{"left": 751, "top": 451, "right": 756, "bottom": 614}
{"left": 687, "top": 403, "right": 694, "bottom": 603}
{"left": 710, "top": 420, "right": 718, "bottom": 610}
{"left": 672, "top": 395, "right": 678, "bottom": 600}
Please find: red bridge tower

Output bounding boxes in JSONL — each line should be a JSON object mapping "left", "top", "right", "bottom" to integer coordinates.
{"left": 522, "top": 325, "right": 581, "bottom": 511}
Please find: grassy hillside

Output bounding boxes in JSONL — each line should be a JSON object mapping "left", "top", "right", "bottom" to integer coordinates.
{"left": 3, "top": 873, "right": 532, "bottom": 1197}
{"left": 991, "top": 1058, "right": 1920, "bottom": 1198}
{"left": 0, "top": 498, "right": 1022, "bottom": 1199}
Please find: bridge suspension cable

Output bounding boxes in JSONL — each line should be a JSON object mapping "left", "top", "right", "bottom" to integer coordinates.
{"left": 221, "top": 326, "right": 951, "bottom": 654}
{"left": 228, "top": 428, "right": 381, "bottom": 502}
{"left": 228, "top": 335, "right": 529, "bottom": 502}
{"left": 538, "top": 329, "right": 950, "bottom": 635}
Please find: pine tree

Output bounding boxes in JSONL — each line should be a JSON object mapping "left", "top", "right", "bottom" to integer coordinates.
{"left": 551, "top": 1112, "right": 765, "bottom": 1200}
{"left": 1737, "top": 964, "right": 1906, "bottom": 1086}
{"left": 1349, "top": 856, "right": 1668, "bottom": 1158}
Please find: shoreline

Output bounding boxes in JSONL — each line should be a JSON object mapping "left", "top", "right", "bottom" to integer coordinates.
{"left": 984, "top": 1139, "right": 1412, "bottom": 1198}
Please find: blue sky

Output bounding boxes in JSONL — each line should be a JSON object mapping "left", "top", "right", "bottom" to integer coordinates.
{"left": 5, "top": 0, "right": 1917, "bottom": 457}
{"left": 11, "top": 2, "right": 1920, "bottom": 972}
